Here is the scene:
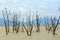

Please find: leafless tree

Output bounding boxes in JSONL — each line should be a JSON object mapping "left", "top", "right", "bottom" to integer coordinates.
{"left": 21, "top": 18, "right": 24, "bottom": 32}
{"left": 36, "top": 14, "right": 40, "bottom": 32}
{"left": 22, "top": 11, "right": 33, "bottom": 36}
{"left": 13, "top": 14, "right": 15, "bottom": 32}
{"left": 44, "top": 17, "right": 48, "bottom": 31}
{"left": 44, "top": 17, "right": 51, "bottom": 32}
{"left": 22, "top": 19, "right": 27, "bottom": 32}
{"left": 2, "top": 10, "right": 8, "bottom": 35}
{"left": 2, "top": 8, "right": 10, "bottom": 35}
{"left": 51, "top": 17, "right": 59, "bottom": 35}
{"left": 17, "top": 12, "right": 20, "bottom": 32}
{"left": 12, "top": 14, "right": 19, "bottom": 33}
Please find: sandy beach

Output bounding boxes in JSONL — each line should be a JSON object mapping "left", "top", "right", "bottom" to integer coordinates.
{"left": 0, "top": 26, "right": 60, "bottom": 40}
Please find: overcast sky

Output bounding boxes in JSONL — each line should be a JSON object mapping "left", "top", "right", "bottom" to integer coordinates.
{"left": 0, "top": 0, "right": 60, "bottom": 19}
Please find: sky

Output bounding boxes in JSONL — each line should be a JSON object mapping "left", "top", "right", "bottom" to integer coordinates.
{"left": 0, "top": 0, "right": 60, "bottom": 19}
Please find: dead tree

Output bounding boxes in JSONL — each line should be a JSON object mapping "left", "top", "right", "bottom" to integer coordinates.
{"left": 13, "top": 15, "right": 15, "bottom": 32}
{"left": 36, "top": 14, "right": 40, "bottom": 32}
{"left": 22, "top": 12, "right": 33, "bottom": 36}
{"left": 22, "top": 19, "right": 27, "bottom": 32}
{"left": 44, "top": 17, "right": 51, "bottom": 32}
{"left": 2, "top": 10, "right": 8, "bottom": 35}
{"left": 51, "top": 17, "right": 59, "bottom": 35}
{"left": 2, "top": 8, "right": 10, "bottom": 35}
{"left": 5, "top": 8, "right": 10, "bottom": 33}
{"left": 16, "top": 15, "right": 20, "bottom": 33}
{"left": 27, "top": 14, "right": 33, "bottom": 36}
{"left": 12, "top": 14, "right": 19, "bottom": 33}
{"left": 21, "top": 18, "right": 24, "bottom": 32}
{"left": 44, "top": 17, "right": 48, "bottom": 31}
{"left": 16, "top": 21, "right": 20, "bottom": 33}
{"left": 16, "top": 12, "right": 20, "bottom": 33}
{"left": 6, "top": 10, "right": 10, "bottom": 33}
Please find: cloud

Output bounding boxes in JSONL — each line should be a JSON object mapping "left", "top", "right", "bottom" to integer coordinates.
{"left": 18, "top": 7, "right": 27, "bottom": 16}
{"left": 44, "top": 0, "right": 58, "bottom": 2}
{"left": 12, "top": 0, "right": 19, "bottom": 3}
{"left": 0, "top": 0, "right": 59, "bottom": 19}
{"left": 19, "top": 7, "right": 26, "bottom": 12}
{"left": 0, "top": 0, "right": 5, "bottom": 3}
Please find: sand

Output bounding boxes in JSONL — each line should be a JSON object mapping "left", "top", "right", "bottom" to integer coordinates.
{"left": 0, "top": 26, "right": 60, "bottom": 40}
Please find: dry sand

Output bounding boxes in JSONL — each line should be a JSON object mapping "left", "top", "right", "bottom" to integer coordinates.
{"left": 0, "top": 26, "right": 60, "bottom": 40}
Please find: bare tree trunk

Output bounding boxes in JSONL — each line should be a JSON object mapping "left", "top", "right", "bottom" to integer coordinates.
{"left": 6, "top": 13, "right": 10, "bottom": 33}
{"left": 21, "top": 27, "right": 24, "bottom": 32}
{"left": 5, "top": 8, "right": 10, "bottom": 34}
{"left": 44, "top": 17, "right": 48, "bottom": 31}
{"left": 53, "top": 19, "right": 59, "bottom": 35}
{"left": 13, "top": 16, "right": 15, "bottom": 32}
{"left": 22, "top": 12, "right": 33, "bottom": 36}
{"left": 16, "top": 22, "right": 20, "bottom": 33}
{"left": 2, "top": 10, "right": 8, "bottom": 35}
{"left": 16, "top": 13, "right": 20, "bottom": 33}
{"left": 36, "top": 14, "right": 40, "bottom": 32}
{"left": 13, "top": 14, "right": 18, "bottom": 33}
{"left": 44, "top": 17, "right": 52, "bottom": 33}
